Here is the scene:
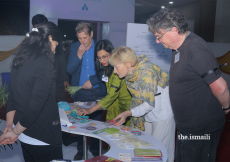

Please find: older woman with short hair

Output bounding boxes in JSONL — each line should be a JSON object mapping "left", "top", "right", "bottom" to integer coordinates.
{"left": 110, "top": 46, "right": 175, "bottom": 162}
{"left": 110, "top": 46, "right": 169, "bottom": 130}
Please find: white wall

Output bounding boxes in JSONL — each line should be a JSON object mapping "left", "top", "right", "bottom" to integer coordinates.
{"left": 29, "top": 0, "right": 135, "bottom": 48}
{"left": 0, "top": 36, "right": 25, "bottom": 87}
{"left": 30, "top": 0, "right": 134, "bottom": 23}
{"left": 208, "top": 42, "right": 230, "bottom": 88}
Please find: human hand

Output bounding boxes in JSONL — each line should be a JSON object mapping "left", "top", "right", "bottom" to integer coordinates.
{"left": 0, "top": 130, "right": 18, "bottom": 145}
{"left": 64, "top": 81, "right": 70, "bottom": 92}
{"left": 113, "top": 111, "right": 131, "bottom": 126}
{"left": 3, "top": 124, "right": 13, "bottom": 133}
{"left": 77, "top": 108, "right": 91, "bottom": 116}
{"left": 77, "top": 44, "right": 86, "bottom": 59}
{"left": 82, "top": 80, "right": 92, "bottom": 89}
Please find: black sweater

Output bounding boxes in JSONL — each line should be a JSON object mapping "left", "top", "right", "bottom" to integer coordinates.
{"left": 7, "top": 54, "right": 62, "bottom": 147}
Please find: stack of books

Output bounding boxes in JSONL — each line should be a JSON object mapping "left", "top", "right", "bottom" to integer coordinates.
{"left": 132, "top": 148, "right": 163, "bottom": 162}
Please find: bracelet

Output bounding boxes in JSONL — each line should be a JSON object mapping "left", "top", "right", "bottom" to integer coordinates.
{"left": 12, "top": 129, "right": 19, "bottom": 136}
{"left": 223, "top": 106, "right": 230, "bottom": 111}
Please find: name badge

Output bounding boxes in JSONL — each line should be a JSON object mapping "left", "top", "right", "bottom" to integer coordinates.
{"left": 134, "top": 81, "right": 138, "bottom": 90}
{"left": 102, "top": 75, "right": 108, "bottom": 82}
{"left": 174, "top": 52, "right": 180, "bottom": 63}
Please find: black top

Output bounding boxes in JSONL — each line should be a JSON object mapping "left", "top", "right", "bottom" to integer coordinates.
{"left": 7, "top": 55, "right": 62, "bottom": 147}
{"left": 55, "top": 44, "right": 69, "bottom": 89}
{"left": 169, "top": 32, "right": 225, "bottom": 135}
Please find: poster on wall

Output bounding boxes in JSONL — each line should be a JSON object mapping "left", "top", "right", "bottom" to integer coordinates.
{"left": 110, "top": 22, "right": 127, "bottom": 48}
{"left": 126, "top": 23, "right": 172, "bottom": 74}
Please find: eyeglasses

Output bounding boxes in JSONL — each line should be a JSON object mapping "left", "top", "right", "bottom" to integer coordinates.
{"left": 156, "top": 28, "right": 172, "bottom": 41}
{"left": 96, "top": 55, "right": 109, "bottom": 60}
{"left": 156, "top": 31, "right": 169, "bottom": 41}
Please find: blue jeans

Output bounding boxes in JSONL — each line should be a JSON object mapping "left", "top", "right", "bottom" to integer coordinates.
{"left": 176, "top": 126, "right": 223, "bottom": 162}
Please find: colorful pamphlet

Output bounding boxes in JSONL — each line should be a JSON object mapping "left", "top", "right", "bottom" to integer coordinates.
{"left": 132, "top": 157, "right": 163, "bottom": 161}
{"left": 92, "top": 128, "right": 107, "bottom": 134}
{"left": 134, "top": 148, "right": 162, "bottom": 157}
{"left": 118, "top": 153, "right": 132, "bottom": 162}
{"left": 84, "top": 155, "right": 122, "bottom": 162}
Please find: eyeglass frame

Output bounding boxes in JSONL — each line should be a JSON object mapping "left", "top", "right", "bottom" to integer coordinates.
{"left": 156, "top": 28, "right": 172, "bottom": 41}
{"left": 96, "top": 54, "right": 110, "bottom": 60}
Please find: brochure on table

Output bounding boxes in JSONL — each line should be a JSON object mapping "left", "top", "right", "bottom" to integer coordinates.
{"left": 59, "top": 102, "right": 167, "bottom": 162}
{"left": 61, "top": 120, "right": 167, "bottom": 162}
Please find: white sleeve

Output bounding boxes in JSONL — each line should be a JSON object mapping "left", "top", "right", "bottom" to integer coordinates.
{"left": 131, "top": 102, "right": 154, "bottom": 117}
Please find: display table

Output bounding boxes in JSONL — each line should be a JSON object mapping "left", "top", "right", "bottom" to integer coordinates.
{"left": 61, "top": 102, "right": 168, "bottom": 162}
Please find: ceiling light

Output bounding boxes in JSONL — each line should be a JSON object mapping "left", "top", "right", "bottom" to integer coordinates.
{"left": 169, "top": 2, "right": 173, "bottom": 4}
{"left": 64, "top": 35, "right": 66, "bottom": 37}
{"left": 161, "top": 6, "right": 165, "bottom": 9}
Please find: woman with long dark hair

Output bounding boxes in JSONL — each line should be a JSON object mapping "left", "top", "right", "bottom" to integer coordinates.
{"left": 0, "top": 22, "right": 63, "bottom": 161}
{"left": 78, "top": 40, "right": 131, "bottom": 125}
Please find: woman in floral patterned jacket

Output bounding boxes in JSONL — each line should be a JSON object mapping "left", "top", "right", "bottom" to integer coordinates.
{"left": 110, "top": 46, "right": 168, "bottom": 130}
{"left": 110, "top": 46, "right": 175, "bottom": 162}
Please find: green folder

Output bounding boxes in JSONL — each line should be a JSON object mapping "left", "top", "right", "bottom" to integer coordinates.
{"left": 134, "top": 148, "right": 162, "bottom": 157}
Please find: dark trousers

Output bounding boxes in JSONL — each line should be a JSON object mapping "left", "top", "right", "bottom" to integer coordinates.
{"left": 77, "top": 110, "right": 102, "bottom": 154}
{"left": 176, "top": 126, "right": 224, "bottom": 162}
{"left": 20, "top": 141, "right": 63, "bottom": 162}
{"left": 56, "top": 86, "right": 67, "bottom": 103}
{"left": 73, "top": 87, "right": 103, "bottom": 102}
{"left": 74, "top": 87, "right": 103, "bottom": 154}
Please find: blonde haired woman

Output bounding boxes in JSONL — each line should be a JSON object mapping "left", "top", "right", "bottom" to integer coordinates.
{"left": 110, "top": 46, "right": 175, "bottom": 162}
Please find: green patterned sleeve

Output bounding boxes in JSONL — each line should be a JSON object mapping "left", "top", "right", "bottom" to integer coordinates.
{"left": 98, "top": 74, "right": 124, "bottom": 109}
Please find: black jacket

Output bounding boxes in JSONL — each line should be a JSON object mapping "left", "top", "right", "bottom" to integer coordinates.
{"left": 55, "top": 44, "right": 69, "bottom": 89}
{"left": 7, "top": 54, "right": 62, "bottom": 147}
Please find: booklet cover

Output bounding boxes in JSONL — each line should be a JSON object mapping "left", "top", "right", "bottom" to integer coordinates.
{"left": 134, "top": 148, "right": 162, "bottom": 157}
{"left": 85, "top": 155, "right": 122, "bottom": 162}
{"left": 132, "top": 157, "right": 163, "bottom": 161}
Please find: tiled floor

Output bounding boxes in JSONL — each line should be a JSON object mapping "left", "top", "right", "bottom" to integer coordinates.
{"left": 0, "top": 141, "right": 107, "bottom": 162}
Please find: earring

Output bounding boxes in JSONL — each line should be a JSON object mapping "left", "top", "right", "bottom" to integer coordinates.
{"left": 128, "top": 68, "right": 130, "bottom": 71}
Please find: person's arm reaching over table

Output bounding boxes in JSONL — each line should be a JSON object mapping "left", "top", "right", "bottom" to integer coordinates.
{"left": 78, "top": 72, "right": 123, "bottom": 116}
{"left": 113, "top": 102, "right": 154, "bottom": 126}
